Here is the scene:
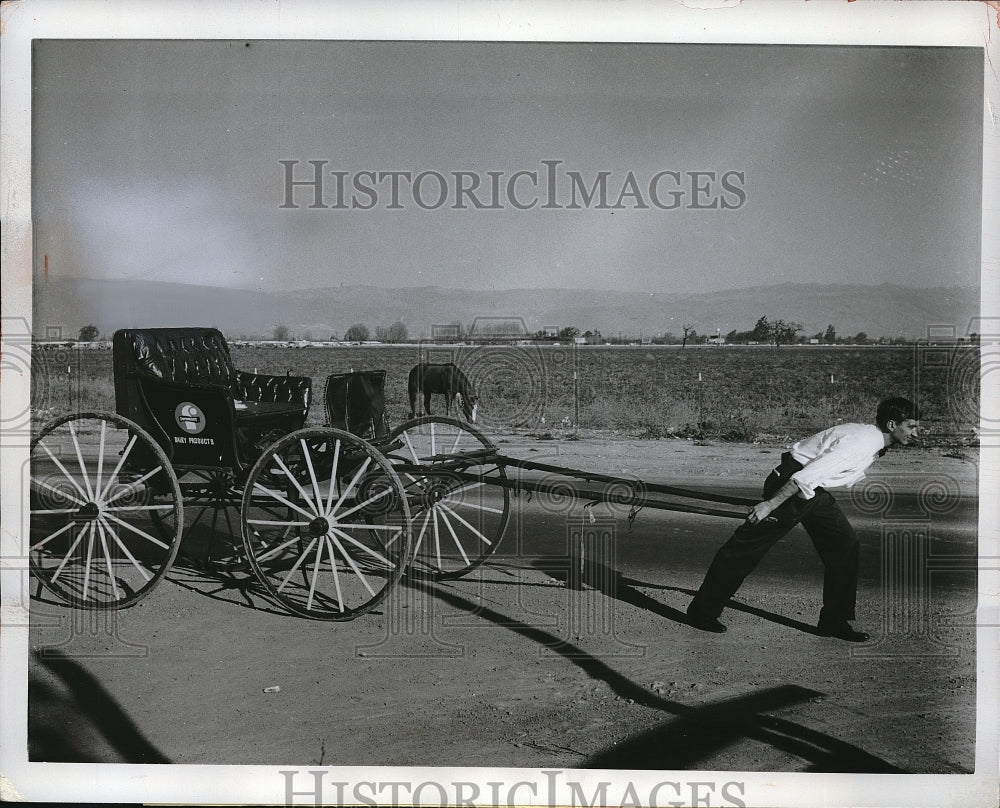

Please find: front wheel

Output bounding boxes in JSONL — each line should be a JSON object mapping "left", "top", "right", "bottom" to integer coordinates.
{"left": 241, "top": 427, "right": 412, "bottom": 620}
{"left": 387, "top": 416, "right": 510, "bottom": 580}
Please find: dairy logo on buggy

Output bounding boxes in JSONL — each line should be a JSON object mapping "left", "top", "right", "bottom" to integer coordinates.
{"left": 175, "top": 402, "right": 206, "bottom": 435}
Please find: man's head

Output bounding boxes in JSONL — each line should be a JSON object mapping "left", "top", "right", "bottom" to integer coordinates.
{"left": 876, "top": 397, "right": 920, "bottom": 446}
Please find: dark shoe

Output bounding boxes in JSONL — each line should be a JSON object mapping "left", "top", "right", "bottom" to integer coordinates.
{"left": 817, "top": 620, "right": 870, "bottom": 642}
{"left": 686, "top": 609, "right": 727, "bottom": 633}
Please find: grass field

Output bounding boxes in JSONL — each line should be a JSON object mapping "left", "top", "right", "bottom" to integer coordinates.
{"left": 31, "top": 344, "right": 979, "bottom": 444}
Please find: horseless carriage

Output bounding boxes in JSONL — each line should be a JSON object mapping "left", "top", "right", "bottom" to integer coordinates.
{"left": 29, "top": 327, "right": 754, "bottom": 621}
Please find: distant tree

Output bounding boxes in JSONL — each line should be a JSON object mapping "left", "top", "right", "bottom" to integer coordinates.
{"left": 558, "top": 326, "right": 579, "bottom": 341}
{"left": 681, "top": 324, "right": 697, "bottom": 347}
{"left": 771, "top": 319, "right": 802, "bottom": 346}
{"left": 273, "top": 324, "right": 290, "bottom": 341}
{"left": 78, "top": 324, "right": 99, "bottom": 342}
{"left": 823, "top": 324, "right": 837, "bottom": 343}
{"left": 344, "top": 323, "right": 370, "bottom": 342}
{"left": 388, "top": 321, "right": 408, "bottom": 343}
{"left": 750, "top": 316, "right": 771, "bottom": 343}
{"left": 854, "top": 331, "right": 869, "bottom": 345}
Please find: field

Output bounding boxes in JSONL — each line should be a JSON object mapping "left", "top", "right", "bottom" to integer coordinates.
{"left": 31, "top": 344, "right": 979, "bottom": 444}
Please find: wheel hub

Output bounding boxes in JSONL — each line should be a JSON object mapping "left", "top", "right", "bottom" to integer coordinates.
{"left": 308, "top": 516, "right": 330, "bottom": 537}
{"left": 421, "top": 483, "right": 449, "bottom": 509}
{"left": 76, "top": 501, "right": 101, "bottom": 521}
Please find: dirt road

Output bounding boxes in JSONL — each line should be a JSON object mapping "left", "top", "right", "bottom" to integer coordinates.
{"left": 27, "top": 436, "right": 979, "bottom": 773}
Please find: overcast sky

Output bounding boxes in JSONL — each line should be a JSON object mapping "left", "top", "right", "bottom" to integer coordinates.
{"left": 32, "top": 40, "right": 982, "bottom": 294}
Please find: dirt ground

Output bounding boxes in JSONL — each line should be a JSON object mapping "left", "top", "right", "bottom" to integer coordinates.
{"left": 26, "top": 434, "right": 980, "bottom": 774}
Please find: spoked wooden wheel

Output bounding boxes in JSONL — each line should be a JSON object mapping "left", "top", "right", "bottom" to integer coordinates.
{"left": 387, "top": 416, "right": 510, "bottom": 580}
{"left": 29, "top": 412, "right": 183, "bottom": 608}
{"left": 241, "top": 428, "right": 412, "bottom": 620}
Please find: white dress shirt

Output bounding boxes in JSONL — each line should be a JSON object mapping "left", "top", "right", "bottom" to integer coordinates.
{"left": 787, "top": 423, "right": 887, "bottom": 499}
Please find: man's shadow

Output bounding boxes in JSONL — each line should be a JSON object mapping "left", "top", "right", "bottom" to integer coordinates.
{"left": 531, "top": 555, "right": 823, "bottom": 635}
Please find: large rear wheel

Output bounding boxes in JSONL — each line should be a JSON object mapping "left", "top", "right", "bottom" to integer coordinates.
{"left": 29, "top": 412, "right": 183, "bottom": 608}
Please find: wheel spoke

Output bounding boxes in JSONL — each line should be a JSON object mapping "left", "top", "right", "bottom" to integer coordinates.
{"left": 413, "top": 511, "right": 431, "bottom": 557}
{"left": 402, "top": 430, "right": 419, "bottom": 464}
{"left": 104, "top": 504, "right": 176, "bottom": 512}
{"left": 332, "top": 484, "right": 390, "bottom": 521}
{"left": 328, "top": 456, "right": 372, "bottom": 517}
{"left": 95, "top": 420, "right": 107, "bottom": 500}
{"left": 328, "top": 521, "right": 399, "bottom": 532}
{"left": 103, "top": 465, "right": 164, "bottom": 507}
{"left": 103, "top": 511, "right": 171, "bottom": 550}
{"left": 32, "top": 508, "right": 79, "bottom": 516}
{"left": 246, "top": 518, "right": 311, "bottom": 527}
{"left": 96, "top": 520, "right": 121, "bottom": 601}
{"left": 276, "top": 536, "right": 318, "bottom": 593}
{"left": 97, "top": 433, "right": 137, "bottom": 501}
{"left": 329, "top": 527, "right": 395, "bottom": 569}
{"left": 432, "top": 509, "right": 443, "bottom": 569}
{"left": 252, "top": 482, "right": 315, "bottom": 521}
{"left": 81, "top": 522, "right": 97, "bottom": 600}
{"left": 36, "top": 442, "right": 89, "bottom": 502}
{"left": 49, "top": 524, "right": 87, "bottom": 581}
{"left": 437, "top": 502, "right": 492, "bottom": 546}
{"left": 322, "top": 537, "right": 346, "bottom": 611}
{"left": 99, "top": 516, "right": 152, "bottom": 582}
{"left": 68, "top": 421, "right": 95, "bottom": 500}
{"left": 33, "top": 520, "right": 77, "bottom": 551}
{"left": 300, "top": 438, "right": 325, "bottom": 515}
{"left": 323, "top": 439, "right": 342, "bottom": 515}
{"left": 329, "top": 534, "right": 377, "bottom": 597}
{"left": 273, "top": 453, "right": 319, "bottom": 517}
{"left": 252, "top": 531, "right": 304, "bottom": 563}
{"left": 443, "top": 496, "right": 506, "bottom": 515}
{"left": 439, "top": 507, "right": 471, "bottom": 566}
{"left": 304, "top": 536, "right": 325, "bottom": 611}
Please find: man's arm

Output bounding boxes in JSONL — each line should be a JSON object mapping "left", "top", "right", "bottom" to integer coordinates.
{"left": 746, "top": 478, "right": 800, "bottom": 524}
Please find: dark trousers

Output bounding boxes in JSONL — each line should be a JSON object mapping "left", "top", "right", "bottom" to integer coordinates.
{"left": 688, "top": 453, "right": 860, "bottom": 623}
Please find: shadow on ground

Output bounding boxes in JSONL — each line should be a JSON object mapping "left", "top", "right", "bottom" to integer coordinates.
{"left": 29, "top": 649, "right": 171, "bottom": 763}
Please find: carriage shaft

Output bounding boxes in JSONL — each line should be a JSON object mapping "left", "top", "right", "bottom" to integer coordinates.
{"left": 408, "top": 451, "right": 757, "bottom": 511}
{"left": 401, "top": 466, "right": 751, "bottom": 521}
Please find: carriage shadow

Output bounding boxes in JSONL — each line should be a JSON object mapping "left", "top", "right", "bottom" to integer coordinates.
{"left": 164, "top": 556, "right": 291, "bottom": 617}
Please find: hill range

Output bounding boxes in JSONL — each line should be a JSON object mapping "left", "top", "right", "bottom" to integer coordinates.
{"left": 31, "top": 278, "right": 980, "bottom": 342}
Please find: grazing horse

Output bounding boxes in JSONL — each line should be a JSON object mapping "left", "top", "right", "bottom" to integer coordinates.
{"left": 407, "top": 363, "right": 478, "bottom": 422}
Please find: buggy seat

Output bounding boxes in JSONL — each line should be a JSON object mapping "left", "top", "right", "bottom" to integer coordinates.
{"left": 324, "top": 370, "right": 390, "bottom": 443}
{"left": 113, "top": 327, "right": 311, "bottom": 470}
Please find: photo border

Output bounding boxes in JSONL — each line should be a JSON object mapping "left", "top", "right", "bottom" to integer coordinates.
{"left": 2, "top": 1, "right": 997, "bottom": 805}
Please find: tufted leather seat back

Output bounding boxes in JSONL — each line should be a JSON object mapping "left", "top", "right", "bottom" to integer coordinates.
{"left": 113, "top": 327, "right": 240, "bottom": 431}
{"left": 127, "top": 328, "right": 237, "bottom": 386}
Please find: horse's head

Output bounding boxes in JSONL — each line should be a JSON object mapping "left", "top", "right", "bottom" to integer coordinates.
{"left": 456, "top": 391, "right": 479, "bottom": 423}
